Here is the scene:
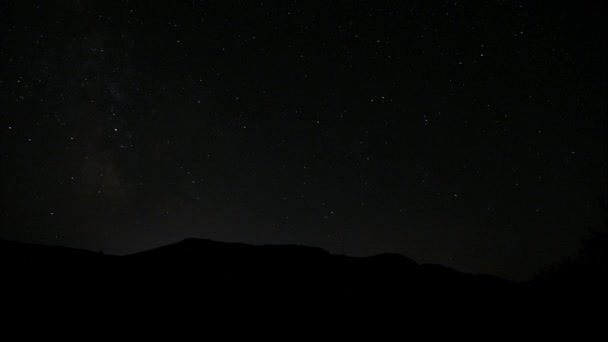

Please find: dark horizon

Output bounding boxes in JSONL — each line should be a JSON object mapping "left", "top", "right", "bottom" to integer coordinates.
{"left": 1, "top": 0, "right": 606, "bottom": 282}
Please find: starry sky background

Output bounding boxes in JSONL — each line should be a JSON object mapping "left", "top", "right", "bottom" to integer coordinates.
{"left": 1, "top": 0, "right": 606, "bottom": 280}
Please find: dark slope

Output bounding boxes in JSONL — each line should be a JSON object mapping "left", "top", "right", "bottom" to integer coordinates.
{"left": 129, "top": 238, "right": 511, "bottom": 295}
{"left": 2, "top": 238, "right": 516, "bottom": 306}
{"left": 0, "top": 239, "right": 108, "bottom": 261}
{"left": 3, "top": 237, "right": 606, "bottom": 328}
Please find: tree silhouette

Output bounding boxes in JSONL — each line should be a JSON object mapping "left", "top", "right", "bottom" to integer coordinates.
{"left": 533, "top": 196, "right": 607, "bottom": 292}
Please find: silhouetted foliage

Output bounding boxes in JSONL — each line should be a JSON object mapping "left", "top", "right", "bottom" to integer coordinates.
{"left": 532, "top": 230, "right": 607, "bottom": 294}
{"left": 532, "top": 194, "right": 608, "bottom": 295}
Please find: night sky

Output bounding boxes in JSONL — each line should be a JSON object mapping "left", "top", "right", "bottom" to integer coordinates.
{"left": 1, "top": 0, "right": 606, "bottom": 280}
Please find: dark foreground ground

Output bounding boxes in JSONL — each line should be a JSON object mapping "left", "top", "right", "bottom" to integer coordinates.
{"left": 2, "top": 238, "right": 606, "bottom": 331}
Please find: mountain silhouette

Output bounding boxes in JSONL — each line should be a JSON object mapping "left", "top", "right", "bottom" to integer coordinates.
{"left": 2, "top": 237, "right": 604, "bottom": 323}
